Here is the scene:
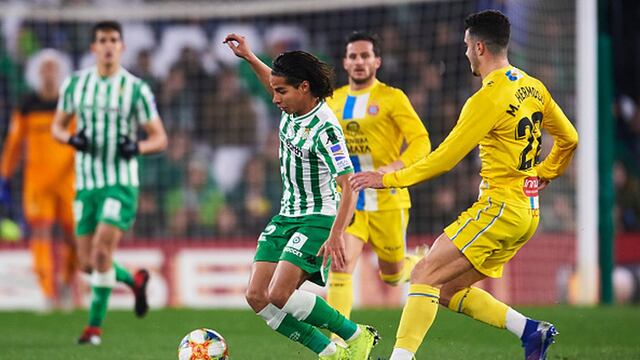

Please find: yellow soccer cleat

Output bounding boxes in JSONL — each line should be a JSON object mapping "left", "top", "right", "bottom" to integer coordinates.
{"left": 319, "top": 343, "right": 349, "bottom": 360}
{"left": 346, "top": 325, "right": 380, "bottom": 360}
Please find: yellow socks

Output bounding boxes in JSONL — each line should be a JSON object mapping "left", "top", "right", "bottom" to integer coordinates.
{"left": 447, "top": 287, "right": 508, "bottom": 328}
{"left": 395, "top": 284, "right": 440, "bottom": 353}
{"left": 380, "top": 254, "right": 420, "bottom": 285}
{"left": 327, "top": 272, "right": 353, "bottom": 319}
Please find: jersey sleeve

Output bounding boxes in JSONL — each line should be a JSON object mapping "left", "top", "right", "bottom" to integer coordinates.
{"left": 135, "top": 82, "right": 159, "bottom": 124}
{"left": 391, "top": 89, "right": 431, "bottom": 166}
{"left": 0, "top": 111, "right": 26, "bottom": 178}
{"left": 315, "top": 126, "right": 354, "bottom": 177}
{"left": 535, "top": 89, "right": 579, "bottom": 181}
{"left": 56, "top": 76, "right": 76, "bottom": 114}
{"left": 383, "top": 92, "right": 498, "bottom": 188}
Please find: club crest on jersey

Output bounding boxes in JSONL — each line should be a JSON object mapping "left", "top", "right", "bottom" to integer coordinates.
{"left": 505, "top": 69, "right": 523, "bottom": 81}
{"left": 367, "top": 104, "right": 379, "bottom": 115}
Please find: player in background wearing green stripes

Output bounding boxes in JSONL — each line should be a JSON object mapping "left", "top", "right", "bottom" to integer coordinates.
{"left": 51, "top": 21, "right": 168, "bottom": 345}
{"left": 224, "top": 33, "right": 378, "bottom": 360}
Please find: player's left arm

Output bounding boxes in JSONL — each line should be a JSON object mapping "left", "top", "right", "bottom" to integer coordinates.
{"left": 315, "top": 127, "right": 356, "bottom": 270}
{"left": 128, "top": 83, "right": 167, "bottom": 157}
{"left": 138, "top": 119, "right": 168, "bottom": 155}
{"left": 534, "top": 91, "right": 579, "bottom": 182}
{"left": 380, "top": 90, "right": 431, "bottom": 173}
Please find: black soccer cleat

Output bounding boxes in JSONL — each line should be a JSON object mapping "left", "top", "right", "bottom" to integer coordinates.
{"left": 132, "top": 269, "right": 150, "bottom": 318}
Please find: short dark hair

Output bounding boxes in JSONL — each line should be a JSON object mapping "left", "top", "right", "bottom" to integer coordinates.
{"left": 92, "top": 21, "right": 123, "bottom": 42}
{"left": 271, "top": 51, "right": 334, "bottom": 100}
{"left": 464, "top": 10, "right": 510, "bottom": 54}
{"left": 345, "top": 31, "right": 381, "bottom": 57}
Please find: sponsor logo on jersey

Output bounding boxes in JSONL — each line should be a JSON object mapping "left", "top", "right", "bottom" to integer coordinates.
{"left": 367, "top": 104, "right": 379, "bottom": 115}
{"left": 284, "top": 140, "right": 304, "bottom": 158}
{"left": 523, "top": 176, "right": 539, "bottom": 197}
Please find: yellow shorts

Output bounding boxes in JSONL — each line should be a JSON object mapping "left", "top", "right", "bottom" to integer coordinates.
{"left": 346, "top": 209, "right": 409, "bottom": 263}
{"left": 444, "top": 197, "right": 539, "bottom": 278}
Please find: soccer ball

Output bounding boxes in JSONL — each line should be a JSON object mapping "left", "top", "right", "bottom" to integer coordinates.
{"left": 178, "top": 328, "right": 229, "bottom": 360}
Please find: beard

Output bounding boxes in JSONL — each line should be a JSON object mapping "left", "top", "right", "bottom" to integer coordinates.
{"left": 350, "top": 71, "right": 374, "bottom": 85}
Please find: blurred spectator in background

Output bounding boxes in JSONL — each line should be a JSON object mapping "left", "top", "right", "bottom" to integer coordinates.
{"left": 227, "top": 135, "right": 282, "bottom": 236}
{"left": 614, "top": 161, "right": 640, "bottom": 231}
{"left": 137, "top": 130, "right": 191, "bottom": 238}
{"left": 159, "top": 64, "right": 195, "bottom": 132}
{"left": 165, "top": 156, "right": 226, "bottom": 237}
{"left": 0, "top": 49, "right": 76, "bottom": 310}
{"left": 200, "top": 66, "right": 257, "bottom": 194}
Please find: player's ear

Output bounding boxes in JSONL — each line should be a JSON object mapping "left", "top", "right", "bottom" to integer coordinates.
{"left": 476, "top": 41, "right": 485, "bottom": 56}
{"left": 299, "top": 80, "right": 311, "bottom": 94}
{"left": 374, "top": 56, "right": 381, "bottom": 69}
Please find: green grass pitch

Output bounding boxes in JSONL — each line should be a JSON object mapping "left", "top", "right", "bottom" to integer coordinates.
{"left": 1, "top": 306, "right": 638, "bottom": 359}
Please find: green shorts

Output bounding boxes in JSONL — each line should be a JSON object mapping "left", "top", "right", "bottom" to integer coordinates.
{"left": 254, "top": 214, "right": 335, "bottom": 286}
{"left": 73, "top": 186, "right": 139, "bottom": 236}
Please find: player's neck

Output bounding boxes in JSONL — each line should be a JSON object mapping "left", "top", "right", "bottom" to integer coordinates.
{"left": 295, "top": 98, "right": 321, "bottom": 117}
{"left": 97, "top": 63, "right": 120, "bottom": 78}
{"left": 39, "top": 87, "right": 58, "bottom": 101}
{"left": 349, "top": 77, "right": 376, "bottom": 91}
{"left": 479, "top": 58, "right": 510, "bottom": 80}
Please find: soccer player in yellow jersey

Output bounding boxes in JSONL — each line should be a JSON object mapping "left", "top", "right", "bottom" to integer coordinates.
{"left": 351, "top": 10, "right": 578, "bottom": 360}
{"left": 326, "top": 31, "right": 430, "bottom": 323}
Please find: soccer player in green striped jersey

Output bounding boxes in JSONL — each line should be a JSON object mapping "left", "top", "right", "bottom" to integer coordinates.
{"left": 224, "top": 33, "right": 378, "bottom": 360}
{"left": 51, "top": 21, "right": 167, "bottom": 345}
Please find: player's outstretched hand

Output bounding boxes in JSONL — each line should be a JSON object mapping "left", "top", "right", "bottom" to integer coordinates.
{"left": 223, "top": 33, "right": 253, "bottom": 60}
{"left": 0, "top": 178, "right": 11, "bottom": 206}
{"left": 538, "top": 179, "right": 550, "bottom": 191}
{"left": 317, "top": 233, "right": 346, "bottom": 270}
{"left": 118, "top": 135, "right": 139, "bottom": 160}
{"left": 68, "top": 128, "right": 89, "bottom": 152}
{"left": 350, "top": 171, "right": 385, "bottom": 192}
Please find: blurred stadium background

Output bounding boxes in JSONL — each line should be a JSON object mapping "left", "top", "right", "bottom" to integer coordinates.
{"left": 0, "top": 0, "right": 637, "bottom": 316}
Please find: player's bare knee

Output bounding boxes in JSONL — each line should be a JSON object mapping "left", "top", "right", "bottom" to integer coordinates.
{"left": 245, "top": 288, "right": 268, "bottom": 312}
{"left": 267, "top": 288, "right": 293, "bottom": 309}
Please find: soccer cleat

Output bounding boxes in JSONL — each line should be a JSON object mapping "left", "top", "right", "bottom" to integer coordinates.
{"left": 132, "top": 269, "right": 150, "bottom": 318}
{"left": 319, "top": 343, "right": 349, "bottom": 360}
{"left": 522, "top": 321, "right": 558, "bottom": 360}
{"left": 77, "top": 326, "right": 102, "bottom": 345}
{"left": 346, "top": 325, "right": 380, "bottom": 360}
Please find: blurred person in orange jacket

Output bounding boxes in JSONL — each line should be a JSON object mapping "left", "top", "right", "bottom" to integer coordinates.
{"left": 0, "top": 48, "right": 77, "bottom": 311}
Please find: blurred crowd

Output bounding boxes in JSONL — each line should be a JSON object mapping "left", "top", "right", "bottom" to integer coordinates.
{"left": 0, "top": 0, "right": 610, "bottom": 241}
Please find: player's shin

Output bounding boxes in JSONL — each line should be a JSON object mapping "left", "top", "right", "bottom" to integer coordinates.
{"left": 113, "top": 261, "right": 134, "bottom": 287}
{"left": 257, "top": 303, "right": 334, "bottom": 354}
{"left": 88, "top": 268, "right": 115, "bottom": 327}
{"left": 327, "top": 271, "right": 354, "bottom": 318}
{"left": 282, "top": 289, "right": 359, "bottom": 341}
{"left": 394, "top": 284, "right": 440, "bottom": 354}
{"left": 447, "top": 287, "right": 509, "bottom": 328}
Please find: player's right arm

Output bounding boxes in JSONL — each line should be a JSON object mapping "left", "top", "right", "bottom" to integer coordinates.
{"left": 224, "top": 33, "right": 273, "bottom": 96}
{"left": 52, "top": 76, "right": 89, "bottom": 151}
{"left": 0, "top": 110, "right": 26, "bottom": 179}
{"left": 535, "top": 90, "right": 579, "bottom": 182}
{"left": 381, "top": 92, "right": 498, "bottom": 188}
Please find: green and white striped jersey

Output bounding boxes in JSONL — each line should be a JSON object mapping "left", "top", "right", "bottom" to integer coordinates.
{"left": 57, "top": 66, "right": 159, "bottom": 191}
{"left": 278, "top": 101, "right": 353, "bottom": 217}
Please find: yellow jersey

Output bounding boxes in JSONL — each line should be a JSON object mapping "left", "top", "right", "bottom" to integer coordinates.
{"left": 383, "top": 66, "right": 578, "bottom": 209}
{"left": 328, "top": 79, "right": 430, "bottom": 211}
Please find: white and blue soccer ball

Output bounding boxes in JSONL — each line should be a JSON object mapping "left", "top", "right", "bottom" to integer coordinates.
{"left": 178, "top": 328, "right": 229, "bottom": 360}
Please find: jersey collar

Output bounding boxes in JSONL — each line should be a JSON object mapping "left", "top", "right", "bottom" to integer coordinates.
{"left": 290, "top": 100, "right": 324, "bottom": 121}
{"left": 348, "top": 79, "right": 380, "bottom": 96}
{"left": 93, "top": 66, "right": 123, "bottom": 81}
{"left": 482, "top": 65, "right": 512, "bottom": 87}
